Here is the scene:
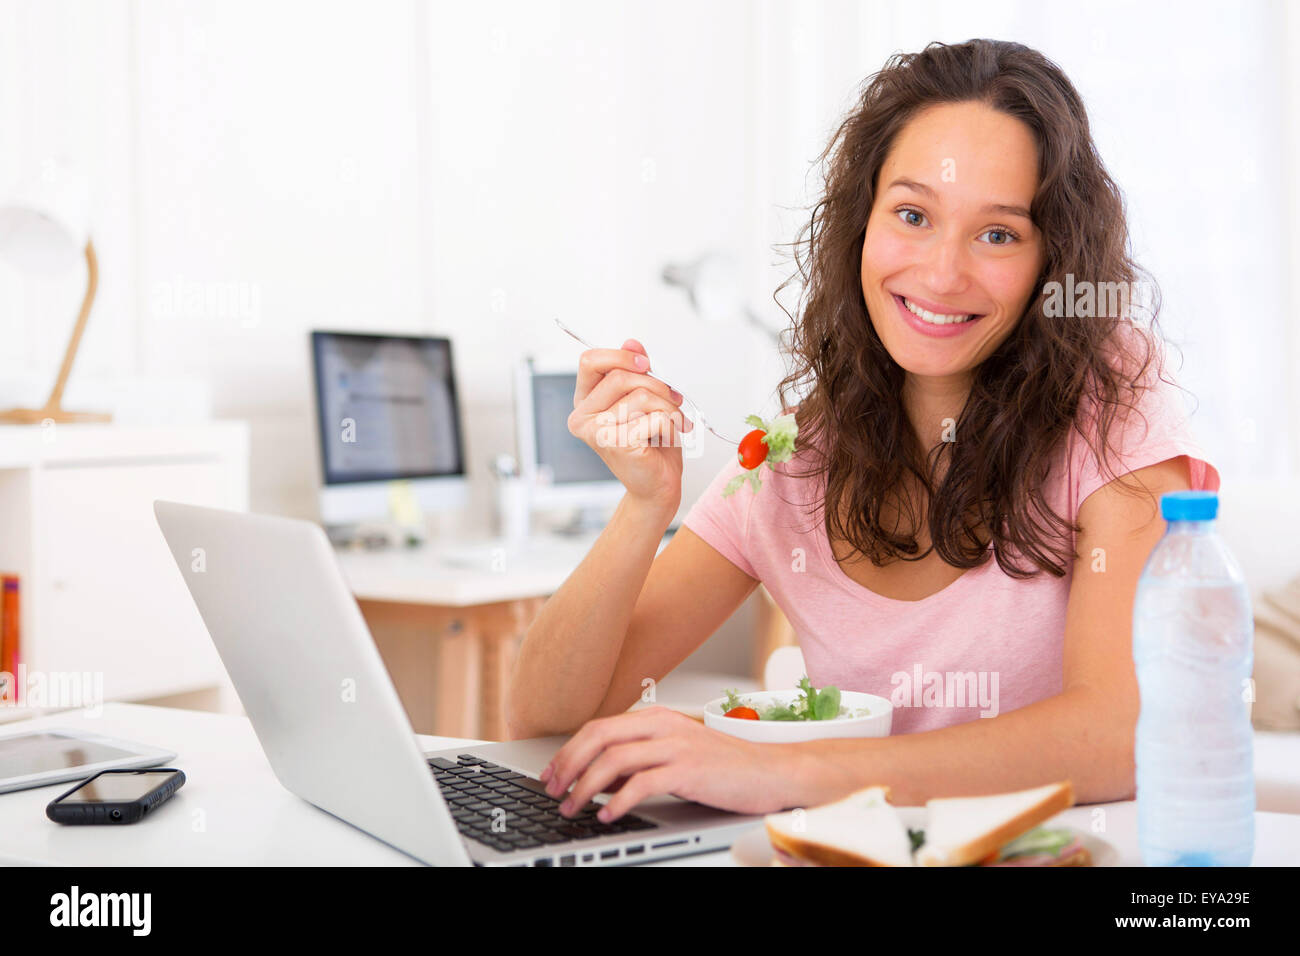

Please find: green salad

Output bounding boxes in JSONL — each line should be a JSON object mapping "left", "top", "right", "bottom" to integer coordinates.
{"left": 721, "top": 676, "right": 870, "bottom": 721}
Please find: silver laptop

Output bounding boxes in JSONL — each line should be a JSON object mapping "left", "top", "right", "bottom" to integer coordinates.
{"left": 154, "top": 500, "right": 758, "bottom": 866}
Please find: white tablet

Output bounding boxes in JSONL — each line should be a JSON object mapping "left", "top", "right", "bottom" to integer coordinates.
{"left": 0, "top": 728, "right": 177, "bottom": 794}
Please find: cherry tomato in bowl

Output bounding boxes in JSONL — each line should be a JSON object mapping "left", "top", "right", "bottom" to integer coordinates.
{"left": 724, "top": 706, "right": 761, "bottom": 720}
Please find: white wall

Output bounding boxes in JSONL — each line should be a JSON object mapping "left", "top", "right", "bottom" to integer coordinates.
{"left": 0, "top": 0, "right": 137, "bottom": 401}
{"left": 0, "top": 0, "right": 802, "bottom": 530}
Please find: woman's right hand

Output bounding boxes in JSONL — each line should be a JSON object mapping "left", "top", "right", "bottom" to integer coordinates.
{"left": 568, "top": 338, "right": 693, "bottom": 515}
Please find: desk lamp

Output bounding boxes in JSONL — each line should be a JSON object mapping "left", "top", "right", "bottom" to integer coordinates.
{"left": 0, "top": 163, "right": 110, "bottom": 423}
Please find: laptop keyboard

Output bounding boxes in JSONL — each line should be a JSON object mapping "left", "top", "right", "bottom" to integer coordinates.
{"left": 430, "top": 755, "right": 659, "bottom": 855}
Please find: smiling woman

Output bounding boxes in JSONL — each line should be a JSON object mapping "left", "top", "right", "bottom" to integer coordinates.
{"left": 778, "top": 49, "right": 1169, "bottom": 583}
{"left": 508, "top": 38, "right": 1218, "bottom": 821}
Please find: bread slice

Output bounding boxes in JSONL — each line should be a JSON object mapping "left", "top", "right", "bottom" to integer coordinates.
{"left": 915, "top": 781, "right": 1075, "bottom": 866}
{"left": 765, "top": 785, "right": 915, "bottom": 867}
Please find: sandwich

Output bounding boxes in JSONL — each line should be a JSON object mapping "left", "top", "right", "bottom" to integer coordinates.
{"left": 765, "top": 780, "right": 1090, "bottom": 867}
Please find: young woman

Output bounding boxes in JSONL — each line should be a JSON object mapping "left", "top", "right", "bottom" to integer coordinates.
{"left": 506, "top": 38, "right": 1217, "bottom": 822}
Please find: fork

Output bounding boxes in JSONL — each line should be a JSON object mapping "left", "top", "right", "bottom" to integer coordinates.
{"left": 553, "top": 316, "right": 738, "bottom": 445}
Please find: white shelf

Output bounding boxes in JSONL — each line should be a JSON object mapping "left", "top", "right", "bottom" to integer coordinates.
{"left": 0, "top": 421, "right": 249, "bottom": 708}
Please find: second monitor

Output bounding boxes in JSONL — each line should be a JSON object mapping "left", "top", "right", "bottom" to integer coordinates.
{"left": 514, "top": 358, "right": 624, "bottom": 531}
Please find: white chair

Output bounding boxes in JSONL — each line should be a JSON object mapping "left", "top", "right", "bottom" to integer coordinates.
{"left": 762, "top": 644, "right": 807, "bottom": 691}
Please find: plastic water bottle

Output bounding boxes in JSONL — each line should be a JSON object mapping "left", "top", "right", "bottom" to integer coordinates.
{"left": 1133, "top": 491, "right": 1254, "bottom": 866}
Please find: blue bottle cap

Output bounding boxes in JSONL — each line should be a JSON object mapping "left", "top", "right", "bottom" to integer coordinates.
{"left": 1160, "top": 490, "right": 1218, "bottom": 521}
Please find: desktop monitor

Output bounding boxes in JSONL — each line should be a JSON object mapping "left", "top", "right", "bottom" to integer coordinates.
{"left": 310, "top": 331, "right": 468, "bottom": 526}
{"left": 514, "top": 358, "right": 624, "bottom": 523}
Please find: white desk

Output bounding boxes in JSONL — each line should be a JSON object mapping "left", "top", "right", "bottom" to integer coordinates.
{"left": 3, "top": 703, "right": 1298, "bottom": 867}
{"left": 335, "top": 530, "right": 619, "bottom": 608}
{"left": 0, "top": 702, "right": 726, "bottom": 866}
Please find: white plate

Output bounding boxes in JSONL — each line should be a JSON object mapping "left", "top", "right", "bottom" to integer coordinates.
{"left": 730, "top": 808, "right": 1120, "bottom": 867}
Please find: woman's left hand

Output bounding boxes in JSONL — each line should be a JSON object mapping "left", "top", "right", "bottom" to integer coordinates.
{"left": 539, "top": 706, "right": 809, "bottom": 821}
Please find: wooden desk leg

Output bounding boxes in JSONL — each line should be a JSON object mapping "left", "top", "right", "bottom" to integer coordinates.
{"left": 355, "top": 596, "right": 549, "bottom": 741}
{"left": 478, "top": 597, "right": 545, "bottom": 742}
{"left": 356, "top": 599, "right": 480, "bottom": 738}
{"left": 435, "top": 618, "right": 482, "bottom": 740}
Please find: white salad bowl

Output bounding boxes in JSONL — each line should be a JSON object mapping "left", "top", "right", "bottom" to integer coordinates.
{"left": 702, "top": 689, "right": 893, "bottom": 743}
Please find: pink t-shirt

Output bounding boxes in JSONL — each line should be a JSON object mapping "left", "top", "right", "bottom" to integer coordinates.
{"left": 681, "top": 374, "right": 1219, "bottom": 735}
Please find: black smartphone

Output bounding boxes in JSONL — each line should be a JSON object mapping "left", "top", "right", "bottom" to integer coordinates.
{"left": 46, "top": 768, "right": 185, "bottom": 825}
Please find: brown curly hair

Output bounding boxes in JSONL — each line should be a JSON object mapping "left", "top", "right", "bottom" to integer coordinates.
{"left": 774, "top": 38, "right": 1166, "bottom": 578}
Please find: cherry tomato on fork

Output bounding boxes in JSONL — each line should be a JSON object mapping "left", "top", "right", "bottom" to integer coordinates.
{"left": 737, "top": 429, "right": 769, "bottom": 470}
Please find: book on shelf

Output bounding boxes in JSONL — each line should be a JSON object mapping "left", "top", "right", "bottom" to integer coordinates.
{"left": 0, "top": 574, "right": 18, "bottom": 702}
